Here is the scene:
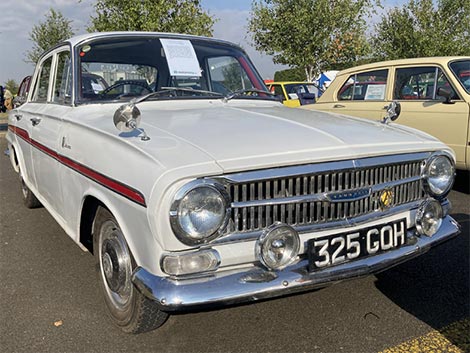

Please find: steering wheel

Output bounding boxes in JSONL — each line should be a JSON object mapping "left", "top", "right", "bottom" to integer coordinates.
{"left": 100, "top": 80, "right": 152, "bottom": 96}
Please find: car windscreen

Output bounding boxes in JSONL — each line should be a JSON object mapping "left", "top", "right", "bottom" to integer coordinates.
{"left": 449, "top": 60, "right": 470, "bottom": 94}
{"left": 76, "top": 36, "right": 270, "bottom": 103}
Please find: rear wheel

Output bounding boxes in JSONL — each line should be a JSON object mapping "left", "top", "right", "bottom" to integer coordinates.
{"left": 19, "top": 173, "right": 41, "bottom": 208}
{"left": 93, "top": 206, "right": 168, "bottom": 333}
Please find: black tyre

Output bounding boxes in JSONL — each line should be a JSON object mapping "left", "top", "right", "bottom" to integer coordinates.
{"left": 93, "top": 206, "right": 168, "bottom": 333}
{"left": 19, "top": 174, "right": 42, "bottom": 208}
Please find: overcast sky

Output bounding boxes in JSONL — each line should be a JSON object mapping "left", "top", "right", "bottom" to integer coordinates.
{"left": 0, "top": 0, "right": 405, "bottom": 85}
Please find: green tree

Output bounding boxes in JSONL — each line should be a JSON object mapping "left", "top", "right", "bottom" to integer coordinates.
{"left": 372, "top": 0, "right": 470, "bottom": 60}
{"left": 88, "top": 0, "right": 215, "bottom": 36}
{"left": 249, "top": 0, "right": 376, "bottom": 82}
{"left": 4, "top": 79, "right": 19, "bottom": 95}
{"left": 274, "top": 67, "right": 306, "bottom": 81}
{"left": 26, "top": 9, "right": 74, "bottom": 64}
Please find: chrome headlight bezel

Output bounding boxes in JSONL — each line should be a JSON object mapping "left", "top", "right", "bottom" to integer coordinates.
{"left": 421, "top": 151, "right": 455, "bottom": 199}
{"left": 170, "top": 179, "right": 231, "bottom": 246}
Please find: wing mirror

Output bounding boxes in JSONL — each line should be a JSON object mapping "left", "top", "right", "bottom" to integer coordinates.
{"left": 382, "top": 101, "right": 401, "bottom": 124}
{"left": 113, "top": 102, "right": 150, "bottom": 141}
{"left": 437, "top": 87, "right": 454, "bottom": 104}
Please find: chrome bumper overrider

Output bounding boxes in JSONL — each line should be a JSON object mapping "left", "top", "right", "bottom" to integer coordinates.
{"left": 132, "top": 216, "right": 460, "bottom": 311}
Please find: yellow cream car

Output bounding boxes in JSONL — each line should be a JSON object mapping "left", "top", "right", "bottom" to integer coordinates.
{"left": 301, "top": 57, "right": 470, "bottom": 170}
{"left": 267, "top": 81, "right": 322, "bottom": 107}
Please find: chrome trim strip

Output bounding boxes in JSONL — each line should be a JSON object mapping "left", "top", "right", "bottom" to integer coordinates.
{"left": 132, "top": 215, "right": 460, "bottom": 310}
{"left": 219, "top": 152, "right": 431, "bottom": 183}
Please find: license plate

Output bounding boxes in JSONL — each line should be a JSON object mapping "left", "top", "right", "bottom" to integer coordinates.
{"left": 307, "top": 218, "right": 407, "bottom": 271}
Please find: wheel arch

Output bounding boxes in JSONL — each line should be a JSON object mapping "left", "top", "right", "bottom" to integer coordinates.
{"left": 79, "top": 195, "right": 104, "bottom": 253}
{"left": 8, "top": 142, "right": 20, "bottom": 173}
{"left": 78, "top": 193, "right": 161, "bottom": 275}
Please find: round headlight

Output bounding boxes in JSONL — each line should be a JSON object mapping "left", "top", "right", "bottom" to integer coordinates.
{"left": 257, "top": 223, "right": 300, "bottom": 270}
{"left": 422, "top": 153, "right": 455, "bottom": 198}
{"left": 171, "top": 181, "right": 230, "bottom": 245}
{"left": 415, "top": 199, "right": 443, "bottom": 237}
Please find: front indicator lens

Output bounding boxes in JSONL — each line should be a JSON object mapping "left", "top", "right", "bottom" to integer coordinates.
{"left": 416, "top": 199, "right": 443, "bottom": 237}
{"left": 162, "top": 249, "right": 220, "bottom": 276}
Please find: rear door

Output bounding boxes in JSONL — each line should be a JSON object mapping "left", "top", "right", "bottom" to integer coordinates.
{"left": 28, "top": 47, "right": 72, "bottom": 216}
{"left": 392, "top": 65, "right": 469, "bottom": 169}
{"left": 315, "top": 69, "right": 390, "bottom": 120}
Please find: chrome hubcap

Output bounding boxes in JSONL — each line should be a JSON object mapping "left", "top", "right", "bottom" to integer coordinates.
{"left": 99, "top": 220, "right": 132, "bottom": 310}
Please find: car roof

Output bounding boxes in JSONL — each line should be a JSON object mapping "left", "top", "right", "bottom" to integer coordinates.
{"left": 38, "top": 31, "right": 244, "bottom": 62}
{"left": 62, "top": 31, "right": 240, "bottom": 49}
{"left": 337, "top": 57, "right": 470, "bottom": 76}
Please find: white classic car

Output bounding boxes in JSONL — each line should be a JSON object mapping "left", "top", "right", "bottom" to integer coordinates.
{"left": 7, "top": 32, "right": 460, "bottom": 333}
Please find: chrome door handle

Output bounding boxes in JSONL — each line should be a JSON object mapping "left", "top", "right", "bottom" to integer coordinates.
{"left": 333, "top": 104, "right": 345, "bottom": 108}
{"left": 14, "top": 114, "right": 22, "bottom": 121}
{"left": 30, "top": 117, "right": 41, "bottom": 126}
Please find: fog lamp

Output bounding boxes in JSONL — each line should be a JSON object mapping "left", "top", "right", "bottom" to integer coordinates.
{"left": 257, "top": 223, "right": 300, "bottom": 270}
{"left": 415, "top": 199, "right": 443, "bottom": 237}
{"left": 162, "top": 249, "right": 220, "bottom": 276}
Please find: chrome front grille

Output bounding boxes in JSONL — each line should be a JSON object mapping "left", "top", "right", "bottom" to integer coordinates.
{"left": 221, "top": 154, "right": 428, "bottom": 234}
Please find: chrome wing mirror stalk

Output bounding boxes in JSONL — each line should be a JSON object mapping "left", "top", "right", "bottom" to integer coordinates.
{"left": 382, "top": 101, "right": 401, "bottom": 125}
{"left": 113, "top": 101, "right": 150, "bottom": 141}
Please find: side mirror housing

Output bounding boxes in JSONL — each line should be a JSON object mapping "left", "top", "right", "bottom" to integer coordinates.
{"left": 437, "top": 87, "right": 454, "bottom": 104}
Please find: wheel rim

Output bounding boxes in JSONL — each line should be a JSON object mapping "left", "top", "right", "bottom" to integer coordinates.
{"left": 99, "top": 219, "right": 133, "bottom": 311}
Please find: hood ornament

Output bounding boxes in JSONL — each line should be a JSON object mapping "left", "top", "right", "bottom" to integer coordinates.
{"left": 382, "top": 101, "right": 401, "bottom": 125}
{"left": 113, "top": 100, "right": 150, "bottom": 141}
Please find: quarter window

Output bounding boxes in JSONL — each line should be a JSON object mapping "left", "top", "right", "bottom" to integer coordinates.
{"left": 338, "top": 70, "right": 388, "bottom": 101}
{"left": 53, "top": 51, "right": 72, "bottom": 104}
{"left": 32, "top": 56, "right": 53, "bottom": 102}
{"left": 207, "top": 56, "right": 255, "bottom": 94}
{"left": 394, "top": 66, "right": 458, "bottom": 100}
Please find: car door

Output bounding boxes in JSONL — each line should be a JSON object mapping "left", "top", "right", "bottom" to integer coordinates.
{"left": 27, "top": 48, "right": 72, "bottom": 216}
{"left": 315, "top": 69, "right": 390, "bottom": 120}
{"left": 11, "top": 58, "right": 53, "bottom": 192}
{"left": 392, "top": 65, "right": 470, "bottom": 169}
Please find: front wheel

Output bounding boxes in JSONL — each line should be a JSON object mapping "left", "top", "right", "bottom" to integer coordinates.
{"left": 93, "top": 206, "right": 168, "bottom": 333}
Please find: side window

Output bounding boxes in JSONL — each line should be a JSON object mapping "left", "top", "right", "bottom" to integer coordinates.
{"left": 394, "top": 66, "right": 458, "bottom": 100}
{"left": 436, "top": 69, "right": 459, "bottom": 100}
{"left": 32, "top": 56, "right": 53, "bottom": 102}
{"left": 272, "top": 85, "right": 285, "bottom": 100}
{"left": 53, "top": 51, "right": 72, "bottom": 104}
{"left": 207, "top": 56, "right": 254, "bottom": 94}
{"left": 338, "top": 69, "right": 388, "bottom": 101}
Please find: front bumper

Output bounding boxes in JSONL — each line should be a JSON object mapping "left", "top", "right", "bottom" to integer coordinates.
{"left": 132, "top": 215, "right": 460, "bottom": 311}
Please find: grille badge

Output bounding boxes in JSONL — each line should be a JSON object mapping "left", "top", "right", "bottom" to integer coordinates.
{"left": 379, "top": 189, "right": 394, "bottom": 210}
{"left": 325, "top": 188, "right": 371, "bottom": 203}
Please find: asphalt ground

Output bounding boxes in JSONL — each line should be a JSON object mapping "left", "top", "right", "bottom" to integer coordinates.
{"left": 0, "top": 135, "right": 469, "bottom": 353}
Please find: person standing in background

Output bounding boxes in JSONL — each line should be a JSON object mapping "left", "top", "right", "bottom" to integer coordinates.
{"left": 3, "top": 88, "right": 13, "bottom": 110}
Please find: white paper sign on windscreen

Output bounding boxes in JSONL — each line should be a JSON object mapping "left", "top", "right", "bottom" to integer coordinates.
{"left": 160, "top": 39, "right": 201, "bottom": 77}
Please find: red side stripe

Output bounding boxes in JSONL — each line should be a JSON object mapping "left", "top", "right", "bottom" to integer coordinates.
{"left": 9, "top": 125, "right": 147, "bottom": 207}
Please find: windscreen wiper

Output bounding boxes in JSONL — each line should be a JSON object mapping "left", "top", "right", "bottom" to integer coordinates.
{"left": 134, "top": 87, "right": 223, "bottom": 104}
{"left": 224, "top": 88, "right": 278, "bottom": 101}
